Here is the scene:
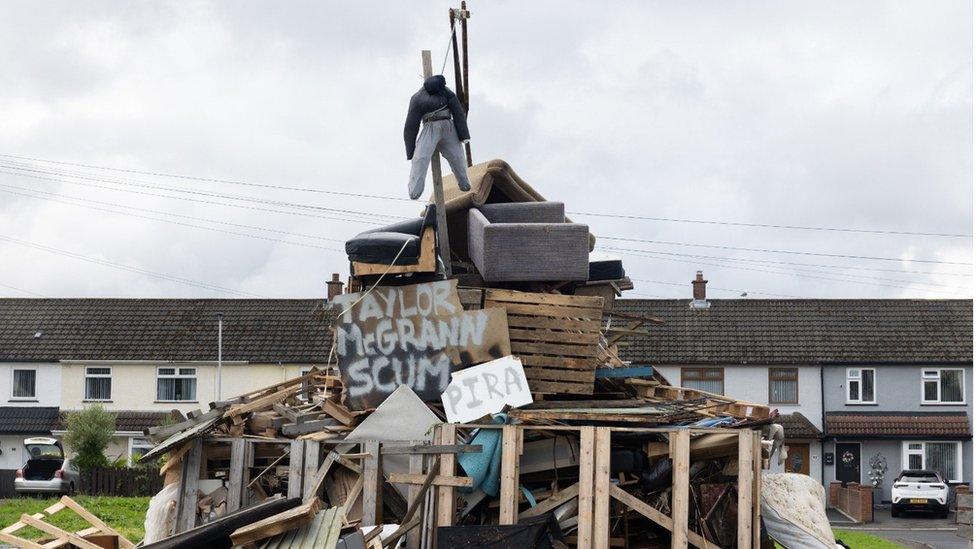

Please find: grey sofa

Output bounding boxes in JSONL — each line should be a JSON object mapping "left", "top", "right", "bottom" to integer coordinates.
{"left": 468, "top": 202, "right": 590, "bottom": 282}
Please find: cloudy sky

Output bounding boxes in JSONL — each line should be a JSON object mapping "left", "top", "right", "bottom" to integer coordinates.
{"left": 0, "top": 1, "right": 971, "bottom": 300}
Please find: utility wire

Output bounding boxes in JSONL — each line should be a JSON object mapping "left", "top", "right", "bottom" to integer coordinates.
{"left": 0, "top": 282, "right": 47, "bottom": 298}
{"left": 0, "top": 235, "right": 261, "bottom": 297}
{"left": 573, "top": 211, "right": 972, "bottom": 238}
{"left": 0, "top": 161, "right": 406, "bottom": 221}
{"left": 0, "top": 153, "right": 415, "bottom": 202}
{"left": 630, "top": 278, "right": 801, "bottom": 298}
{"left": 2, "top": 153, "right": 968, "bottom": 237}
{"left": 598, "top": 238, "right": 972, "bottom": 266}
{"left": 0, "top": 183, "right": 347, "bottom": 247}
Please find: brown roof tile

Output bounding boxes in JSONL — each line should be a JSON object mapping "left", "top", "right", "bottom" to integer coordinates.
{"left": 825, "top": 412, "right": 971, "bottom": 438}
{"left": 773, "top": 412, "right": 822, "bottom": 439}
{"left": 613, "top": 299, "right": 973, "bottom": 364}
{"left": 0, "top": 299, "right": 336, "bottom": 363}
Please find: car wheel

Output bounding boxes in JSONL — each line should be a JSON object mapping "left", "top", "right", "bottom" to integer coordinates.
{"left": 890, "top": 506, "right": 899, "bottom": 518}
{"left": 69, "top": 482, "right": 76, "bottom": 495}
{"left": 938, "top": 506, "right": 948, "bottom": 519}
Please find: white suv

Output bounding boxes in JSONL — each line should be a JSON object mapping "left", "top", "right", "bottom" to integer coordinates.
{"left": 890, "top": 469, "right": 950, "bottom": 518}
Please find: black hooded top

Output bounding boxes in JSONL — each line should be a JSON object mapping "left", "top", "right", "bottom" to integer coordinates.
{"left": 403, "top": 75, "right": 470, "bottom": 160}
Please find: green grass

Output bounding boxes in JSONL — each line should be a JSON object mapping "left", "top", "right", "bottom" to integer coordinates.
{"left": 833, "top": 529, "right": 906, "bottom": 548}
{"left": 0, "top": 496, "right": 149, "bottom": 543}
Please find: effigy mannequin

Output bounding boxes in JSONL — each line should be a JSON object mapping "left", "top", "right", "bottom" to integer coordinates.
{"left": 403, "top": 74, "right": 471, "bottom": 199}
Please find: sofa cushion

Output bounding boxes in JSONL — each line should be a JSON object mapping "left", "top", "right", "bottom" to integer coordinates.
{"left": 345, "top": 232, "right": 420, "bottom": 265}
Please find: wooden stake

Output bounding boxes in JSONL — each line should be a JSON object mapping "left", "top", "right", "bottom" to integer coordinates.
{"left": 362, "top": 440, "right": 383, "bottom": 526}
{"left": 421, "top": 49, "right": 453, "bottom": 277}
{"left": 577, "top": 426, "right": 596, "bottom": 549}
{"left": 435, "top": 424, "right": 457, "bottom": 541}
{"left": 737, "top": 430, "right": 754, "bottom": 548}
{"left": 406, "top": 445, "right": 424, "bottom": 549}
{"left": 287, "top": 440, "right": 305, "bottom": 499}
{"left": 499, "top": 425, "right": 521, "bottom": 524}
{"left": 593, "top": 427, "right": 612, "bottom": 546}
{"left": 175, "top": 438, "right": 202, "bottom": 533}
{"left": 671, "top": 430, "right": 690, "bottom": 549}
{"left": 752, "top": 431, "right": 762, "bottom": 549}
{"left": 226, "top": 439, "right": 246, "bottom": 513}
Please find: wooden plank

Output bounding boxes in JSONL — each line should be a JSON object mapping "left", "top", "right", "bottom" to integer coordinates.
{"left": 321, "top": 399, "right": 358, "bottom": 427}
{"left": 505, "top": 315, "right": 602, "bottom": 331}
{"left": 303, "top": 441, "right": 321, "bottom": 501}
{"left": 406, "top": 448, "right": 424, "bottom": 549}
{"left": 382, "top": 443, "right": 482, "bottom": 455}
{"left": 282, "top": 418, "right": 347, "bottom": 436}
{"left": 498, "top": 425, "right": 520, "bottom": 525}
{"left": 523, "top": 367, "right": 596, "bottom": 383}
{"left": 176, "top": 438, "right": 202, "bottom": 533}
{"left": 224, "top": 383, "right": 303, "bottom": 419}
{"left": 229, "top": 498, "right": 320, "bottom": 545}
{"left": 362, "top": 440, "right": 382, "bottom": 526}
{"left": 508, "top": 328, "right": 602, "bottom": 345}
{"left": 672, "top": 429, "right": 690, "bottom": 549}
{"left": 609, "top": 486, "right": 720, "bottom": 549}
{"left": 519, "top": 483, "right": 580, "bottom": 519}
{"left": 593, "top": 428, "right": 612, "bottom": 546}
{"left": 510, "top": 341, "right": 600, "bottom": 358}
{"left": 158, "top": 442, "right": 191, "bottom": 477}
{"left": 577, "top": 426, "right": 596, "bottom": 549}
{"left": 484, "top": 289, "right": 605, "bottom": 308}
{"left": 527, "top": 379, "right": 595, "bottom": 394}
{"left": 0, "top": 532, "right": 46, "bottom": 549}
{"left": 17, "top": 515, "right": 102, "bottom": 549}
{"left": 387, "top": 473, "right": 473, "bottom": 487}
{"left": 226, "top": 439, "right": 246, "bottom": 513}
{"left": 484, "top": 300, "right": 603, "bottom": 319}
{"left": 752, "top": 431, "right": 761, "bottom": 549}
{"left": 435, "top": 424, "right": 457, "bottom": 534}
{"left": 519, "top": 354, "right": 600, "bottom": 370}
{"left": 304, "top": 451, "right": 339, "bottom": 502}
{"left": 288, "top": 440, "right": 306, "bottom": 500}
{"left": 737, "top": 430, "right": 754, "bottom": 549}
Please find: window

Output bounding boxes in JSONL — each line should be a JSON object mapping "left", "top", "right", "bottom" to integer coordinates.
{"left": 921, "top": 369, "right": 965, "bottom": 404}
{"left": 768, "top": 368, "right": 798, "bottom": 404}
{"left": 84, "top": 367, "right": 112, "bottom": 401}
{"left": 902, "top": 441, "right": 962, "bottom": 482}
{"left": 129, "top": 437, "right": 154, "bottom": 465}
{"left": 11, "top": 369, "right": 36, "bottom": 399}
{"left": 846, "top": 368, "right": 875, "bottom": 404}
{"left": 156, "top": 367, "right": 197, "bottom": 402}
{"left": 681, "top": 368, "right": 724, "bottom": 395}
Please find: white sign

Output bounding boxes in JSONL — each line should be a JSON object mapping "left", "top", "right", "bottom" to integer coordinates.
{"left": 441, "top": 356, "right": 533, "bottom": 424}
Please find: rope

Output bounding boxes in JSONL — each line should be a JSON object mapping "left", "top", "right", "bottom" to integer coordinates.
{"left": 440, "top": 17, "right": 458, "bottom": 75}
{"left": 336, "top": 239, "right": 412, "bottom": 320}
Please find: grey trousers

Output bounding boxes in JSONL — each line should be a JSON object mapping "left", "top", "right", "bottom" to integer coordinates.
{"left": 408, "top": 118, "right": 471, "bottom": 199}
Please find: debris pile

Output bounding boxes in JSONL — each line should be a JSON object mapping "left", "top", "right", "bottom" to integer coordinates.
{"left": 121, "top": 266, "right": 776, "bottom": 548}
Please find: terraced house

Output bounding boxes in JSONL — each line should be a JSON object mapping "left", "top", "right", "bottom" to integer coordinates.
{"left": 0, "top": 298, "right": 333, "bottom": 470}
{"left": 615, "top": 277, "right": 973, "bottom": 502}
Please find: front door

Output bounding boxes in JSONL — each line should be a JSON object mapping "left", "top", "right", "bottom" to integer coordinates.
{"left": 836, "top": 443, "right": 861, "bottom": 484}
{"left": 786, "top": 443, "right": 810, "bottom": 475}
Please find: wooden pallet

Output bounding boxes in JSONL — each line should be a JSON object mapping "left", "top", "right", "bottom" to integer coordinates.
{"left": 484, "top": 289, "right": 604, "bottom": 394}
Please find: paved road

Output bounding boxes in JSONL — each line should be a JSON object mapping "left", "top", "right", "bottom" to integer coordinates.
{"left": 831, "top": 508, "right": 970, "bottom": 548}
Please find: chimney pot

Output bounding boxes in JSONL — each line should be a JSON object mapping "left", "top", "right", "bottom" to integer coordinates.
{"left": 326, "top": 273, "right": 344, "bottom": 300}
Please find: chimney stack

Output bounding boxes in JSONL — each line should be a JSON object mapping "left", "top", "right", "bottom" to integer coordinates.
{"left": 326, "top": 273, "right": 344, "bottom": 300}
{"left": 692, "top": 271, "right": 708, "bottom": 300}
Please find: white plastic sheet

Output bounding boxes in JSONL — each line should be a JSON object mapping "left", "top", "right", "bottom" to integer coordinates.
{"left": 143, "top": 482, "right": 180, "bottom": 544}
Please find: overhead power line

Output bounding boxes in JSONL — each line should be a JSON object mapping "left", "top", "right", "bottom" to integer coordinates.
{"left": 0, "top": 235, "right": 261, "bottom": 297}
{"left": 571, "top": 210, "right": 972, "bottom": 238}
{"left": 630, "top": 278, "right": 801, "bottom": 298}
{"left": 598, "top": 238, "right": 973, "bottom": 266}
{"left": 2, "top": 153, "right": 970, "bottom": 238}
{"left": 0, "top": 282, "right": 47, "bottom": 298}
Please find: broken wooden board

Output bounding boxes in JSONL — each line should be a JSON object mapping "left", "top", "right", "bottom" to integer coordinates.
{"left": 230, "top": 498, "right": 320, "bottom": 546}
{"left": 484, "top": 289, "right": 603, "bottom": 395}
{"left": 329, "top": 280, "right": 511, "bottom": 409}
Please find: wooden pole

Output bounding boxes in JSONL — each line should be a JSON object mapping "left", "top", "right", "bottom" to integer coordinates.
{"left": 752, "top": 431, "right": 762, "bottom": 548}
{"left": 577, "top": 426, "right": 596, "bottom": 549}
{"left": 593, "top": 427, "right": 612, "bottom": 546}
{"left": 737, "top": 431, "right": 754, "bottom": 548}
{"left": 435, "top": 424, "right": 458, "bottom": 529}
{"left": 459, "top": 1, "right": 472, "bottom": 166}
{"left": 226, "top": 439, "right": 246, "bottom": 513}
{"left": 362, "top": 440, "right": 383, "bottom": 526}
{"left": 671, "top": 430, "right": 690, "bottom": 549}
{"left": 422, "top": 49, "right": 453, "bottom": 277}
{"left": 175, "top": 439, "right": 203, "bottom": 533}
{"left": 499, "top": 425, "right": 521, "bottom": 524}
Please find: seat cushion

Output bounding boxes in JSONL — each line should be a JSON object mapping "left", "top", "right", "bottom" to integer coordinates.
{"left": 345, "top": 232, "right": 420, "bottom": 265}
{"left": 588, "top": 252, "right": 625, "bottom": 281}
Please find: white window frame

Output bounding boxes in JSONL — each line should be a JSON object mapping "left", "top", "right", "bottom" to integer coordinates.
{"left": 84, "top": 366, "right": 113, "bottom": 401}
{"left": 920, "top": 368, "right": 966, "bottom": 405}
{"left": 900, "top": 441, "right": 963, "bottom": 482}
{"left": 127, "top": 436, "right": 155, "bottom": 466}
{"left": 155, "top": 367, "right": 198, "bottom": 402}
{"left": 845, "top": 368, "right": 876, "bottom": 404}
{"left": 10, "top": 368, "right": 37, "bottom": 400}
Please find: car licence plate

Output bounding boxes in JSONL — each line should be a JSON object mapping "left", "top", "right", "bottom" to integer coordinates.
{"left": 910, "top": 498, "right": 927, "bottom": 504}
